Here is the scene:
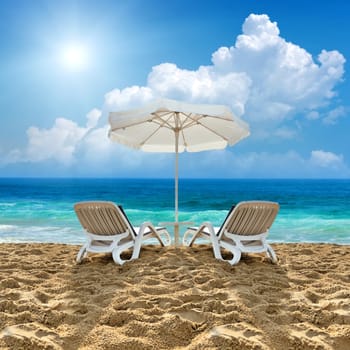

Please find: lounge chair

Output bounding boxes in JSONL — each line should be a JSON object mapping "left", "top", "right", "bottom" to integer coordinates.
{"left": 74, "top": 201, "right": 171, "bottom": 265}
{"left": 183, "top": 201, "right": 279, "bottom": 265}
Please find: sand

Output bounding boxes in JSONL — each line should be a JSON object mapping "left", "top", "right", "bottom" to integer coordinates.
{"left": 0, "top": 243, "right": 349, "bottom": 350}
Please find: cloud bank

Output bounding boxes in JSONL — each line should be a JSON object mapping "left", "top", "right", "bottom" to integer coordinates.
{"left": 105, "top": 14, "right": 345, "bottom": 130}
{"left": 1, "top": 14, "right": 348, "bottom": 177}
{"left": 4, "top": 109, "right": 102, "bottom": 166}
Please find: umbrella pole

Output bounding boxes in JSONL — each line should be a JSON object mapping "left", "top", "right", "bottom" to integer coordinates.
{"left": 174, "top": 127, "right": 179, "bottom": 246}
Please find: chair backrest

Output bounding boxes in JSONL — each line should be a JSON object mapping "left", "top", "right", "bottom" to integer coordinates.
{"left": 74, "top": 201, "right": 136, "bottom": 238}
{"left": 218, "top": 201, "right": 279, "bottom": 238}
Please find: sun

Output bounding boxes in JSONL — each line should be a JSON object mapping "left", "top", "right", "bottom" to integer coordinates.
{"left": 61, "top": 44, "right": 89, "bottom": 71}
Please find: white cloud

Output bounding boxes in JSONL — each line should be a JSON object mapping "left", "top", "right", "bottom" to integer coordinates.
{"left": 103, "top": 13, "right": 345, "bottom": 135}
{"left": 77, "top": 124, "right": 153, "bottom": 170}
{"left": 323, "top": 106, "right": 346, "bottom": 125}
{"left": 190, "top": 149, "right": 306, "bottom": 178}
{"left": 25, "top": 118, "right": 85, "bottom": 164}
{"left": 306, "top": 111, "right": 320, "bottom": 120}
{"left": 147, "top": 63, "right": 251, "bottom": 117}
{"left": 1, "top": 13, "right": 348, "bottom": 179}
{"left": 180, "top": 149, "right": 349, "bottom": 178}
{"left": 273, "top": 127, "right": 298, "bottom": 139}
{"left": 310, "top": 150, "right": 344, "bottom": 168}
{"left": 104, "top": 86, "right": 154, "bottom": 110}
{"left": 5, "top": 109, "right": 102, "bottom": 166}
{"left": 86, "top": 108, "right": 102, "bottom": 129}
{"left": 213, "top": 14, "right": 345, "bottom": 125}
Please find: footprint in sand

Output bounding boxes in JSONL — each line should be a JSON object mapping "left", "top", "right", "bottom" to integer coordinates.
{"left": 140, "top": 285, "right": 173, "bottom": 295}
{"left": 1, "top": 278, "right": 20, "bottom": 288}
{"left": 289, "top": 326, "right": 332, "bottom": 349}
{"left": 208, "top": 323, "right": 268, "bottom": 348}
{"left": 34, "top": 290, "right": 50, "bottom": 304}
{"left": 305, "top": 290, "right": 321, "bottom": 303}
{"left": 0, "top": 324, "right": 63, "bottom": 349}
{"left": 143, "top": 277, "right": 161, "bottom": 286}
{"left": 150, "top": 296, "right": 183, "bottom": 309}
{"left": 171, "top": 309, "right": 205, "bottom": 324}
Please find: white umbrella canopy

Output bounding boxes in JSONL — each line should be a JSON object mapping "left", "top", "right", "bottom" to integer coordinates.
{"left": 109, "top": 98, "right": 249, "bottom": 152}
{"left": 108, "top": 98, "right": 250, "bottom": 245}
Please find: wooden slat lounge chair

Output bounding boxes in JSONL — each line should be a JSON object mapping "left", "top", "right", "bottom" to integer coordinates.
{"left": 74, "top": 201, "right": 171, "bottom": 265}
{"left": 183, "top": 201, "right": 279, "bottom": 265}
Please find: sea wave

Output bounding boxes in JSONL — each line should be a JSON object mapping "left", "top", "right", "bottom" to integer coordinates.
{"left": 1, "top": 178, "right": 349, "bottom": 244}
{"left": 0, "top": 202, "right": 17, "bottom": 207}
{"left": 0, "top": 224, "right": 84, "bottom": 244}
{"left": 0, "top": 224, "right": 17, "bottom": 231}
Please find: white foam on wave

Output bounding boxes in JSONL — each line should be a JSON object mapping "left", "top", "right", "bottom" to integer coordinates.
{"left": 0, "top": 224, "right": 85, "bottom": 244}
{"left": 1, "top": 209, "right": 349, "bottom": 244}
{"left": 0, "top": 202, "right": 17, "bottom": 207}
{"left": 0, "top": 224, "right": 17, "bottom": 231}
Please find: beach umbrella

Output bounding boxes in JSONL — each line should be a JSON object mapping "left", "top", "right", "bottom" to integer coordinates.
{"left": 108, "top": 98, "right": 250, "bottom": 245}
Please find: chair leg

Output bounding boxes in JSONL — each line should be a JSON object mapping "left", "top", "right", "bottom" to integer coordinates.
{"left": 266, "top": 244, "right": 278, "bottom": 264}
{"left": 112, "top": 248, "right": 126, "bottom": 265}
{"left": 110, "top": 231, "right": 134, "bottom": 264}
{"left": 218, "top": 241, "right": 241, "bottom": 265}
{"left": 211, "top": 238, "right": 223, "bottom": 260}
{"left": 155, "top": 229, "right": 171, "bottom": 246}
{"left": 183, "top": 229, "right": 197, "bottom": 246}
{"left": 131, "top": 234, "right": 143, "bottom": 260}
{"left": 162, "top": 231, "right": 172, "bottom": 246}
{"left": 225, "top": 246, "right": 242, "bottom": 265}
{"left": 112, "top": 241, "right": 135, "bottom": 265}
{"left": 76, "top": 244, "right": 88, "bottom": 263}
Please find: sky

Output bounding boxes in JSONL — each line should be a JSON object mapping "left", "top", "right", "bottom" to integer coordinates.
{"left": 0, "top": 0, "right": 349, "bottom": 178}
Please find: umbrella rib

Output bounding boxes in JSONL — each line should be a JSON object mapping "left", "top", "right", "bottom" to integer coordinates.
{"left": 181, "top": 114, "right": 232, "bottom": 141}
{"left": 139, "top": 112, "right": 175, "bottom": 146}
{"left": 184, "top": 114, "right": 234, "bottom": 125}
{"left": 180, "top": 113, "right": 197, "bottom": 129}
{"left": 197, "top": 122, "right": 230, "bottom": 141}
{"left": 152, "top": 112, "right": 177, "bottom": 130}
{"left": 110, "top": 111, "right": 175, "bottom": 133}
{"left": 178, "top": 113, "right": 236, "bottom": 146}
{"left": 180, "top": 128, "right": 188, "bottom": 148}
{"left": 110, "top": 118, "right": 153, "bottom": 132}
{"left": 139, "top": 124, "right": 163, "bottom": 146}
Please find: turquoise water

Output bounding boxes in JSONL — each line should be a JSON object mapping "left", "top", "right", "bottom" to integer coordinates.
{"left": 0, "top": 178, "right": 349, "bottom": 244}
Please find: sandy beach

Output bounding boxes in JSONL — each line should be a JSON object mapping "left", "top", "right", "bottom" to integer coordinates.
{"left": 0, "top": 243, "right": 349, "bottom": 349}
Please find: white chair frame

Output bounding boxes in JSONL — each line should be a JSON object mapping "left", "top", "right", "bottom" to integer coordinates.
{"left": 75, "top": 201, "right": 171, "bottom": 265}
{"left": 183, "top": 201, "right": 279, "bottom": 265}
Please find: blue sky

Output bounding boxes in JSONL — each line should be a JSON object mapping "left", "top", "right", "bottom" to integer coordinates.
{"left": 0, "top": 0, "right": 349, "bottom": 178}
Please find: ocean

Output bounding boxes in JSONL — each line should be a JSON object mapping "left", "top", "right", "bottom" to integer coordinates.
{"left": 0, "top": 178, "right": 349, "bottom": 244}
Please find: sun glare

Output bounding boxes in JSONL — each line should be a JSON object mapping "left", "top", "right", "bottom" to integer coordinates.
{"left": 61, "top": 44, "right": 89, "bottom": 71}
